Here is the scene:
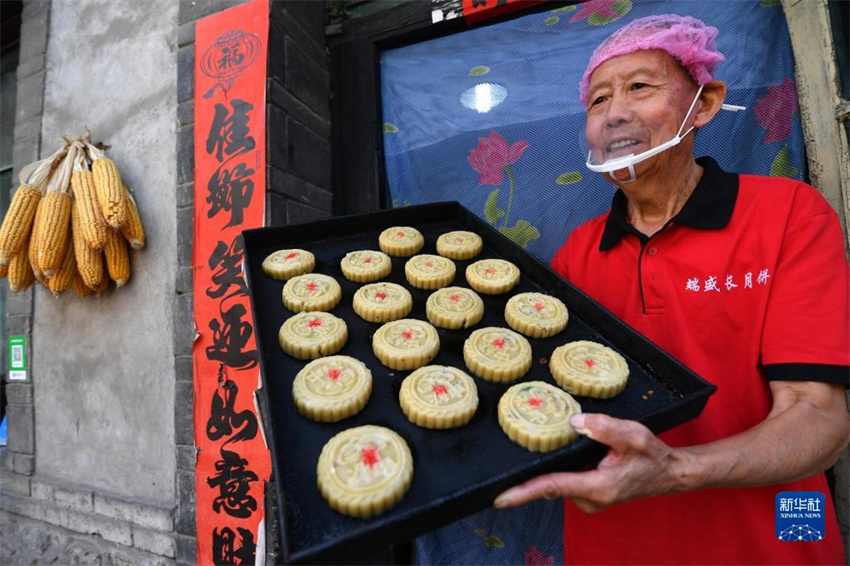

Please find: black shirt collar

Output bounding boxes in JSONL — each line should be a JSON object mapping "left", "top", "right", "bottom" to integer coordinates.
{"left": 599, "top": 156, "right": 739, "bottom": 251}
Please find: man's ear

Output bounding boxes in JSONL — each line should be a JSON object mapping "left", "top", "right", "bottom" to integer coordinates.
{"left": 694, "top": 80, "right": 727, "bottom": 128}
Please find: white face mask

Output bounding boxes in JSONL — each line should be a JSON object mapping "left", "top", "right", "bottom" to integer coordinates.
{"left": 583, "top": 85, "right": 704, "bottom": 184}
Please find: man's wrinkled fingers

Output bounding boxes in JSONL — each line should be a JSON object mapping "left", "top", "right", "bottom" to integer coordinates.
{"left": 583, "top": 413, "right": 655, "bottom": 453}
{"left": 540, "top": 477, "right": 563, "bottom": 500}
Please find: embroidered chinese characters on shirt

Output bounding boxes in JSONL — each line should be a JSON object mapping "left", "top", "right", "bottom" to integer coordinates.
{"left": 685, "top": 269, "right": 770, "bottom": 293}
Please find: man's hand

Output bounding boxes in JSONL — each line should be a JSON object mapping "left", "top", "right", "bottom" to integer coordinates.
{"left": 493, "top": 381, "right": 848, "bottom": 513}
{"left": 493, "top": 413, "right": 691, "bottom": 513}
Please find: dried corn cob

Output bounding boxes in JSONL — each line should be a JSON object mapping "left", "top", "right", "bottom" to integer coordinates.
{"left": 72, "top": 273, "right": 91, "bottom": 298}
{"left": 87, "top": 143, "right": 127, "bottom": 229}
{"left": 36, "top": 144, "right": 76, "bottom": 278}
{"left": 9, "top": 237, "right": 35, "bottom": 293}
{"left": 120, "top": 186, "right": 145, "bottom": 249}
{"left": 70, "top": 151, "right": 107, "bottom": 249}
{"left": 0, "top": 149, "right": 64, "bottom": 267}
{"left": 93, "top": 272, "right": 110, "bottom": 297}
{"left": 35, "top": 144, "right": 77, "bottom": 278}
{"left": 105, "top": 227, "right": 130, "bottom": 287}
{"left": 36, "top": 191, "right": 72, "bottom": 277}
{"left": 72, "top": 200, "right": 105, "bottom": 290}
{"left": 48, "top": 231, "right": 77, "bottom": 296}
{"left": 29, "top": 198, "right": 45, "bottom": 282}
{"left": 0, "top": 263, "right": 8, "bottom": 279}
{"left": 0, "top": 184, "right": 42, "bottom": 265}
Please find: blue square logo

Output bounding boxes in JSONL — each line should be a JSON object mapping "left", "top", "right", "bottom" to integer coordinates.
{"left": 776, "top": 491, "right": 826, "bottom": 541}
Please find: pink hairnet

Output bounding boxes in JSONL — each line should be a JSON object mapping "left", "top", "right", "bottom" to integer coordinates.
{"left": 579, "top": 14, "right": 726, "bottom": 107}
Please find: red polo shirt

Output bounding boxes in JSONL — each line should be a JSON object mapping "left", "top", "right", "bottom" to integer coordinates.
{"left": 550, "top": 158, "right": 849, "bottom": 565}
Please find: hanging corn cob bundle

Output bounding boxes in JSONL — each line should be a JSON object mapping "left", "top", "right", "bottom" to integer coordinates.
{"left": 0, "top": 133, "right": 146, "bottom": 297}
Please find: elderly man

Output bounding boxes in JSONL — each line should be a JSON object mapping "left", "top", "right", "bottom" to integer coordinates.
{"left": 494, "top": 15, "right": 849, "bottom": 565}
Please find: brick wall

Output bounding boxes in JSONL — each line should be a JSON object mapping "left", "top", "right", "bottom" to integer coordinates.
{"left": 2, "top": 0, "right": 182, "bottom": 563}
{"left": 2, "top": 479, "right": 175, "bottom": 559}
{"left": 267, "top": 0, "right": 333, "bottom": 226}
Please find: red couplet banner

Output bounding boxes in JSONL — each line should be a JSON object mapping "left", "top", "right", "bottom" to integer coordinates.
{"left": 193, "top": 0, "right": 271, "bottom": 563}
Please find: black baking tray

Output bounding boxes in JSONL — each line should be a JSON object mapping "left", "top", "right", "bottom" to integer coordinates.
{"left": 242, "top": 202, "right": 716, "bottom": 564}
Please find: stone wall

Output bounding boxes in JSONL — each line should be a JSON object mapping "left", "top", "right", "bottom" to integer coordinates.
{"left": 1, "top": 0, "right": 181, "bottom": 562}
{"left": 32, "top": 0, "right": 178, "bottom": 501}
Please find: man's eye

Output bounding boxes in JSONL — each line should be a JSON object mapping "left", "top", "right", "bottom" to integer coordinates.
{"left": 591, "top": 96, "right": 606, "bottom": 106}
{"left": 632, "top": 82, "right": 647, "bottom": 90}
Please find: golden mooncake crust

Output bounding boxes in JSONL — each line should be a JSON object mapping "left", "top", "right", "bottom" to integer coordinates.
{"left": 282, "top": 273, "right": 342, "bottom": 312}
{"left": 353, "top": 282, "right": 413, "bottom": 323}
{"left": 504, "top": 292, "right": 569, "bottom": 338}
{"left": 340, "top": 250, "right": 392, "bottom": 283}
{"left": 463, "top": 327, "right": 532, "bottom": 382}
{"left": 378, "top": 227, "right": 424, "bottom": 257}
{"left": 399, "top": 366, "right": 479, "bottom": 429}
{"left": 292, "top": 356, "right": 372, "bottom": 422}
{"left": 404, "top": 254, "right": 456, "bottom": 290}
{"left": 317, "top": 425, "right": 414, "bottom": 518}
{"left": 550, "top": 340, "right": 629, "bottom": 398}
{"left": 372, "top": 318, "right": 440, "bottom": 370}
{"left": 465, "top": 259, "right": 520, "bottom": 295}
{"left": 279, "top": 312, "right": 348, "bottom": 360}
{"left": 425, "top": 286, "right": 484, "bottom": 329}
{"left": 262, "top": 249, "right": 315, "bottom": 280}
{"left": 498, "top": 381, "right": 582, "bottom": 452}
{"left": 436, "top": 231, "right": 483, "bottom": 260}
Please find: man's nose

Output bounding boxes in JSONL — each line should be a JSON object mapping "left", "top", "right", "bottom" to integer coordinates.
{"left": 605, "top": 94, "right": 634, "bottom": 127}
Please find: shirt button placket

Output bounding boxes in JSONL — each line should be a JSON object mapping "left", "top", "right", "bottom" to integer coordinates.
{"left": 643, "top": 245, "right": 662, "bottom": 312}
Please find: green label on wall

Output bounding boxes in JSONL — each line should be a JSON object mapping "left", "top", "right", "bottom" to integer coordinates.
{"left": 8, "top": 335, "right": 27, "bottom": 381}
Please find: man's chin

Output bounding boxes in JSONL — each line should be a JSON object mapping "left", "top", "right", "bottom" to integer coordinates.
{"left": 610, "top": 168, "right": 635, "bottom": 182}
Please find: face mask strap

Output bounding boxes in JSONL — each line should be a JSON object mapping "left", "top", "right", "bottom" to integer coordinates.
{"left": 676, "top": 84, "right": 704, "bottom": 138}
